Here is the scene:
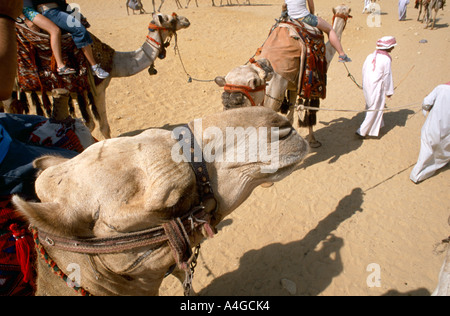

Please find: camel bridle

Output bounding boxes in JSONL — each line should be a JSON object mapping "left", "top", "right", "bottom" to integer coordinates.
{"left": 222, "top": 58, "right": 268, "bottom": 107}
{"left": 331, "top": 12, "right": 353, "bottom": 31}
{"left": 145, "top": 12, "right": 180, "bottom": 60}
{"left": 31, "top": 124, "right": 218, "bottom": 296}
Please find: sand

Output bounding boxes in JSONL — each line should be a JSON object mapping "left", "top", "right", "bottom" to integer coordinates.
{"left": 73, "top": 0, "right": 448, "bottom": 295}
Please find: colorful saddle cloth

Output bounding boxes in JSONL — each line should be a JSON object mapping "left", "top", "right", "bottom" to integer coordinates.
{"left": 15, "top": 23, "right": 91, "bottom": 94}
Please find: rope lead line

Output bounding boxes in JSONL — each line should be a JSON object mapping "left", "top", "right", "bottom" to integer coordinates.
{"left": 299, "top": 102, "right": 422, "bottom": 113}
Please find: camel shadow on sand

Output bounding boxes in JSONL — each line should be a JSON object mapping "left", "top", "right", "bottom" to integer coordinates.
{"left": 199, "top": 187, "right": 364, "bottom": 296}
{"left": 299, "top": 109, "right": 415, "bottom": 168}
{"left": 199, "top": 185, "right": 432, "bottom": 296}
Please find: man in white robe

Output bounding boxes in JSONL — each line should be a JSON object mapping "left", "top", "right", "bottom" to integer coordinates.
{"left": 357, "top": 36, "right": 396, "bottom": 138}
{"left": 410, "top": 82, "right": 450, "bottom": 183}
{"left": 363, "top": 0, "right": 372, "bottom": 13}
{"left": 398, "top": 0, "right": 410, "bottom": 21}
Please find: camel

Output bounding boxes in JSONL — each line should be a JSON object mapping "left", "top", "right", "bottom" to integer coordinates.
{"left": 92, "top": 12, "right": 190, "bottom": 139}
{"left": 126, "top": 0, "right": 146, "bottom": 15}
{"left": 155, "top": 0, "right": 197, "bottom": 12}
{"left": 415, "top": 0, "right": 431, "bottom": 22}
{"left": 13, "top": 107, "right": 309, "bottom": 296}
{"left": 12, "top": 13, "right": 190, "bottom": 139}
{"left": 218, "top": 5, "right": 351, "bottom": 148}
{"left": 214, "top": 58, "right": 274, "bottom": 110}
{"left": 424, "top": 0, "right": 445, "bottom": 29}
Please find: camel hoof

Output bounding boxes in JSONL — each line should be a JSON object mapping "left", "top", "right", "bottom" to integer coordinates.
{"left": 309, "top": 140, "right": 322, "bottom": 148}
{"left": 260, "top": 182, "right": 274, "bottom": 188}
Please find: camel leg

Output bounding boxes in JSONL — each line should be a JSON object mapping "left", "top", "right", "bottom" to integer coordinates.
{"left": 93, "top": 79, "right": 112, "bottom": 139}
{"left": 157, "top": 0, "right": 164, "bottom": 12}
{"left": 431, "top": 9, "right": 437, "bottom": 29}
{"left": 306, "top": 125, "right": 321, "bottom": 148}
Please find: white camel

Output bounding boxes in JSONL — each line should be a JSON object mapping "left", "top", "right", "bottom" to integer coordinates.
{"left": 214, "top": 58, "right": 274, "bottom": 110}
{"left": 92, "top": 12, "right": 190, "bottom": 138}
{"left": 13, "top": 107, "right": 309, "bottom": 296}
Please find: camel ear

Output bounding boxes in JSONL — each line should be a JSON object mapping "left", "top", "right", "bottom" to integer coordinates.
{"left": 348, "top": 8, "right": 351, "bottom": 14}
{"left": 33, "top": 155, "right": 70, "bottom": 171}
{"left": 12, "top": 195, "right": 93, "bottom": 236}
{"left": 332, "top": 7, "right": 336, "bottom": 14}
{"left": 215, "top": 76, "right": 226, "bottom": 87}
{"left": 255, "top": 58, "right": 274, "bottom": 81}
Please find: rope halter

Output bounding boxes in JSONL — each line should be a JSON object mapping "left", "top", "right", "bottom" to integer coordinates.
{"left": 223, "top": 84, "right": 266, "bottom": 107}
{"left": 222, "top": 58, "right": 267, "bottom": 107}
{"left": 146, "top": 12, "right": 179, "bottom": 59}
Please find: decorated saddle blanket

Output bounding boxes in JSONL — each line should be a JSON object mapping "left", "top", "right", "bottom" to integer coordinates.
{"left": 0, "top": 113, "right": 95, "bottom": 296}
{"left": 0, "top": 197, "right": 35, "bottom": 296}
{"left": 259, "top": 19, "right": 327, "bottom": 99}
{"left": 15, "top": 23, "right": 115, "bottom": 93}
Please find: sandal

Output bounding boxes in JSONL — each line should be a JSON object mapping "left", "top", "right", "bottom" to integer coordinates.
{"left": 338, "top": 54, "right": 352, "bottom": 63}
{"left": 57, "top": 65, "right": 76, "bottom": 75}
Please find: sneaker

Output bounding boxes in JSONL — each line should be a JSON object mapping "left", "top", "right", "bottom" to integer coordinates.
{"left": 92, "top": 64, "right": 109, "bottom": 79}
{"left": 338, "top": 54, "right": 352, "bottom": 63}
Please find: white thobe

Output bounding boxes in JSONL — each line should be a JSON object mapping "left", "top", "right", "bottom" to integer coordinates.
{"left": 357, "top": 51, "right": 394, "bottom": 137}
{"left": 398, "top": 0, "right": 410, "bottom": 20}
{"left": 363, "top": 0, "right": 372, "bottom": 13}
{"left": 410, "top": 84, "right": 450, "bottom": 183}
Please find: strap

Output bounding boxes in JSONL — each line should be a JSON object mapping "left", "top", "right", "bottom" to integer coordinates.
{"left": 223, "top": 84, "right": 266, "bottom": 107}
{"left": 36, "top": 225, "right": 168, "bottom": 254}
{"left": 178, "top": 125, "right": 216, "bottom": 202}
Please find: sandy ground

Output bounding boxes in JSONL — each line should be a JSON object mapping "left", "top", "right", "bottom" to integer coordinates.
{"left": 71, "top": 0, "right": 448, "bottom": 295}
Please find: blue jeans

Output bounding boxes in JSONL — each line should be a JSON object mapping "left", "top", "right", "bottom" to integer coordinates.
{"left": 0, "top": 114, "right": 78, "bottom": 199}
{"left": 42, "top": 8, "right": 93, "bottom": 49}
{"left": 299, "top": 13, "right": 319, "bottom": 27}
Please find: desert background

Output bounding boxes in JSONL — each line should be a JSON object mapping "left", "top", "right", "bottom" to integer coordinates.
{"left": 65, "top": 0, "right": 448, "bottom": 295}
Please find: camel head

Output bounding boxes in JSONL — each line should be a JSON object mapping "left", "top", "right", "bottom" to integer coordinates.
{"left": 150, "top": 12, "right": 190, "bottom": 35}
{"left": 13, "top": 107, "right": 308, "bottom": 295}
{"left": 332, "top": 4, "right": 352, "bottom": 29}
{"left": 332, "top": 4, "right": 351, "bottom": 17}
{"left": 215, "top": 58, "right": 274, "bottom": 110}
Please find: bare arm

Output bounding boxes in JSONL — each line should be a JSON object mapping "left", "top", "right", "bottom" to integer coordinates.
{"left": 0, "top": 0, "right": 23, "bottom": 100}
{"left": 307, "top": 0, "right": 315, "bottom": 15}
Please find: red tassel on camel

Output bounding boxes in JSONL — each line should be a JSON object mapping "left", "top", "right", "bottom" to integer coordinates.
{"left": 9, "top": 224, "right": 33, "bottom": 284}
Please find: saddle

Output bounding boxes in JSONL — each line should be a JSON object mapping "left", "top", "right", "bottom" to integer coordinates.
{"left": 258, "top": 18, "right": 327, "bottom": 100}
{"left": 14, "top": 22, "right": 114, "bottom": 118}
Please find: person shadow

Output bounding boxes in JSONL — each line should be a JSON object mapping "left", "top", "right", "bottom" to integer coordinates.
{"left": 199, "top": 187, "right": 365, "bottom": 295}
{"left": 300, "top": 109, "right": 415, "bottom": 168}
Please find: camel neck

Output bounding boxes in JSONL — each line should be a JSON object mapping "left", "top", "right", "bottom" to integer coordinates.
{"left": 109, "top": 32, "right": 164, "bottom": 78}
